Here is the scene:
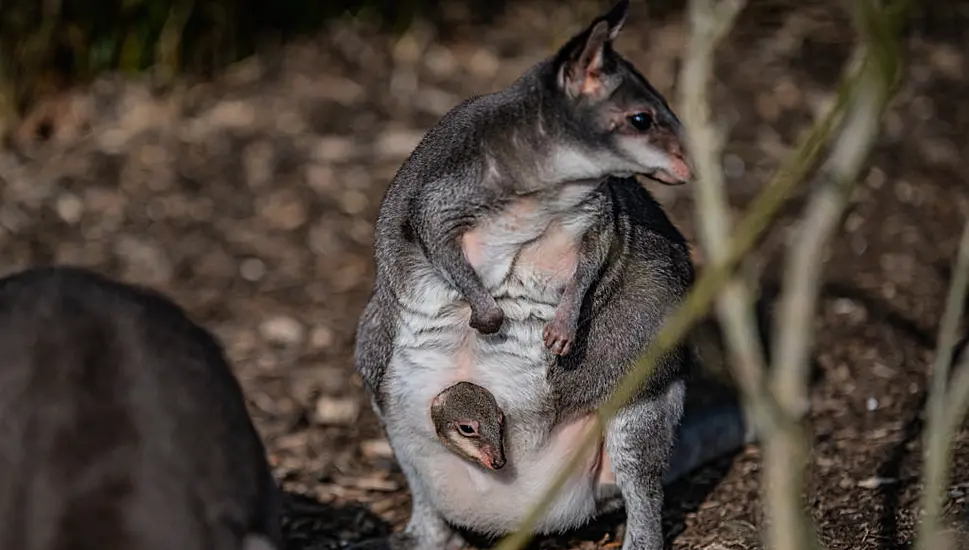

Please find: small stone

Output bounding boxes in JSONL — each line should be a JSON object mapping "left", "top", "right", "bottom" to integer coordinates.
{"left": 833, "top": 298, "right": 860, "bottom": 315}
{"left": 313, "top": 136, "right": 356, "bottom": 163}
{"left": 309, "top": 325, "right": 335, "bottom": 349}
{"left": 305, "top": 164, "right": 335, "bottom": 194}
{"left": 315, "top": 76, "right": 365, "bottom": 105}
{"left": 259, "top": 315, "right": 304, "bottom": 347}
{"left": 140, "top": 144, "right": 169, "bottom": 166}
{"left": 930, "top": 44, "right": 964, "bottom": 79}
{"left": 361, "top": 438, "right": 394, "bottom": 459}
{"left": 375, "top": 129, "right": 424, "bottom": 160}
{"left": 469, "top": 48, "right": 500, "bottom": 78}
{"left": 314, "top": 396, "right": 360, "bottom": 425}
{"left": 393, "top": 31, "right": 423, "bottom": 65}
{"left": 866, "top": 397, "right": 878, "bottom": 411}
{"left": 774, "top": 77, "right": 802, "bottom": 109}
{"left": 207, "top": 100, "right": 256, "bottom": 130}
{"left": 756, "top": 94, "right": 780, "bottom": 122}
{"left": 239, "top": 258, "right": 266, "bottom": 282}
{"left": 424, "top": 46, "right": 457, "bottom": 77}
{"left": 258, "top": 189, "right": 308, "bottom": 230}
{"left": 815, "top": 456, "right": 835, "bottom": 468}
{"left": 114, "top": 236, "right": 173, "bottom": 285}
{"left": 56, "top": 193, "right": 84, "bottom": 225}
{"left": 275, "top": 110, "right": 305, "bottom": 135}
{"left": 723, "top": 154, "right": 745, "bottom": 179}
{"left": 857, "top": 476, "right": 896, "bottom": 489}
{"left": 340, "top": 190, "right": 369, "bottom": 215}
{"left": 242, "top": 140, "right": 274, "bottom": 189}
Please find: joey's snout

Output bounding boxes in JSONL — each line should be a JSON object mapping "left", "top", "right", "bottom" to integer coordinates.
{"left": 480, "top": 445, "right": 506, "bottom": 470}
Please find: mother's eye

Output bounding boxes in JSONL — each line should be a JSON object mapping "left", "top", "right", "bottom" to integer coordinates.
{"left": 627, "top": 112, "right": 653, "bottom": 131}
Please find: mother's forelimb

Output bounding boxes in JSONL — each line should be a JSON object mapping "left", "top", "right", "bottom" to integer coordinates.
{"left": 413, "top": 178, "right": 504, "bottom": 334}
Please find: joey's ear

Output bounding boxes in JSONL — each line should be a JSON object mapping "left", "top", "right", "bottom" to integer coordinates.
{"left": 556, "top": 0, "right": 630, "bottom": 99}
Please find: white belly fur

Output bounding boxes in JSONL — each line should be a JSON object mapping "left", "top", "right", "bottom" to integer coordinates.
{"left": 385, "top": 184, "right": 609, "bottom": 535}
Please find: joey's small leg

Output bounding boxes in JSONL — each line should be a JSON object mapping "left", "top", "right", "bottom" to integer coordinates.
{"left": 543, "top": 279, "right": 583, "bottom": 356}
{"left": 605, "top": 380, "right": 685, "bottom": 550}
{"left": 544, "top": 230, "right": 606, "bottom": 356}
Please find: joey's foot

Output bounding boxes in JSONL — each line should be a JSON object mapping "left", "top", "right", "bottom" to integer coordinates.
{"left": 543, "top": 315, "right": 577, "bottom": 356}
{"left": 470, "top": 304, "right": 504, "bottom": 334}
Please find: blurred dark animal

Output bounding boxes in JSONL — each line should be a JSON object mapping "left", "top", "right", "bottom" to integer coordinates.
{"left": 0, "top": 266, "right": 282, "bottom": 550}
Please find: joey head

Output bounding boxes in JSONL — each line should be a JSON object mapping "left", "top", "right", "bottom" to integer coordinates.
{"left": 431, "top": 381, "right": 506, "bottom": 471}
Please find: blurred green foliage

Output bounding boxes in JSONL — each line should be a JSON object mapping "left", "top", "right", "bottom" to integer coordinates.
{"left": 0, "top": 0, "right": 430, "bottom": 115}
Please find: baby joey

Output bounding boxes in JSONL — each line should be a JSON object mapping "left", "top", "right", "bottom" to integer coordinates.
{"left": 430, "top": 381, "right": 506, "bottom": 471}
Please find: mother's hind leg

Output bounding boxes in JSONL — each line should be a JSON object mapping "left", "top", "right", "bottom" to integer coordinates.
{"left": 604, "top": 379, "right": 685, "bottom": 550}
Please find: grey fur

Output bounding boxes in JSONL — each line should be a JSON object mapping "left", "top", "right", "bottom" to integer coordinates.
{"left": 0, "top": 266, "right": 282, "bottom": 550}
{"left": 352, "top": 1, "right": 751, "bottom": 549}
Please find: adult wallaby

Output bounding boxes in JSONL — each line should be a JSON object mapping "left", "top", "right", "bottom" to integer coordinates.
{"left": 353, "top": 1, "right": 752, "bottom": 548}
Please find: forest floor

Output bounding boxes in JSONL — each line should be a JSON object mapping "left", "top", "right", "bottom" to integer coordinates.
{"left": 1, "top": 1, "right": 968, "bottom": 549}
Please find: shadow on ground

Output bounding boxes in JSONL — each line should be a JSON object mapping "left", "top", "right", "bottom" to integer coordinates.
{"left": 283, "top": 491, "right": 392, "bottom": 550}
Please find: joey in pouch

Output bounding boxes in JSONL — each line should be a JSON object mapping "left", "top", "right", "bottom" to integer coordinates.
{"left": 353, "top": 1, "right": 751, "bottom": 549}
{"left": 0, "top": 266, "right": 283, "bottom": 550}
{"left": 431, "top": 381, "right": 507, "bottom": 471}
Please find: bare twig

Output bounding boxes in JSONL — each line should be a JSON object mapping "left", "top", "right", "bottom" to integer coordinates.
{"left": 679, "top": 0, "right": 766, "bottom": 402}
{"left": 678, "top": 1, "right": 821, "bottom": 549}
{"left": 917, "top": 218, "right": 969, "bottom": 550}
{"left": 771, "top": 0, "right": 907, "bottom": 422}
{"left": 761, "top": 2, "right": 909, "bottom": 549}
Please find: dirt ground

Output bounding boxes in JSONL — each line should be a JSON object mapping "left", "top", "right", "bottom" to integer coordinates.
{"left": 1, "top": 1, "right": 968, "bottom": 549}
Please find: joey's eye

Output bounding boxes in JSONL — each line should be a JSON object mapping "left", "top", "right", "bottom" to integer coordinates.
{"left": 457, "top": 423, "right": 478, "bottom": 437}
{"left": 627, "top": 112, "right": 653, "bottom": 132}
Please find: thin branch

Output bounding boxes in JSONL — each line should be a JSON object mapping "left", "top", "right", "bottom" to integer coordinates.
{"left": 761, "top": 2, "right": 910, "bottom": 550}
{"left": 676, "top": 6, "right": 818, "bottom": 548}
{"left": 764, "top": 50, "right": 884, "bottom": 550}
{"left": 917, "top": 218, "right": 969, "bottom": 550}
{"left": 679, "top": 0, "right": 767, "bottom": 403}
{"left": 770, "top": 0, "right": 907, "bottom": 421}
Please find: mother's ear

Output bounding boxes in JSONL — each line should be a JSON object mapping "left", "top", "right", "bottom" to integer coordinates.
{"left": 555, "top": 0, "right": 631, "bottom": 99}
{"left": 601, "top": 0, "right": 630, "bottom": 40}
